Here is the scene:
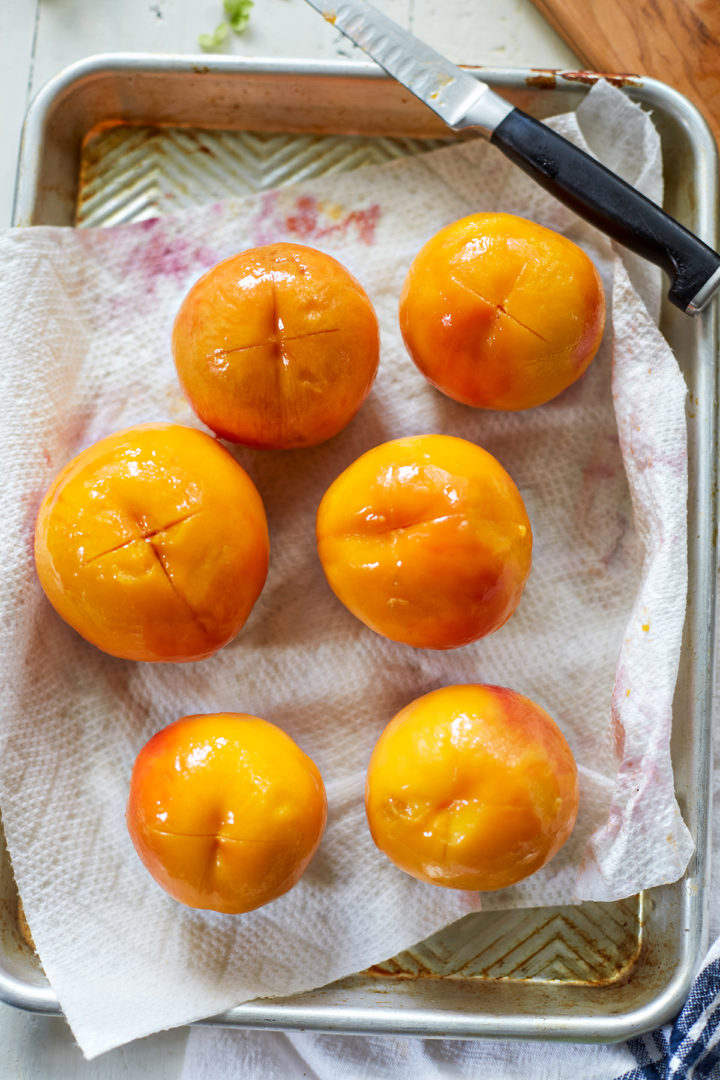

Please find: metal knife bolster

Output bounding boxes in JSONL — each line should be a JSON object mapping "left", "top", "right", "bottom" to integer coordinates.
{"left": 457, "top": 88, "right": 514, "bottom": 138}
{"left": 687, "top": 267, "right": 720, "bottom": 314}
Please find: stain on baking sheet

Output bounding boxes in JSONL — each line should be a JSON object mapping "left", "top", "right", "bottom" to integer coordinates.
{"left": 0, "top": 827, "right": 46, "bottom": 979}
{"left": 525, "top": 69, "right": 643, "bottom": 91}
{"left": 367, "top": 895, "right": 643, "bottom": 986}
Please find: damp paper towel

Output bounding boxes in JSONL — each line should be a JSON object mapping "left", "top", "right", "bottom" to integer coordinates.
{"left": 0, "top": 81, "right": 693, "bottom": 1057}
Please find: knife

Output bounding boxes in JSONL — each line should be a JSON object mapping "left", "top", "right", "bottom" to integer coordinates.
{"left": 304, "top": 0, "right": 720, "bottom": 315}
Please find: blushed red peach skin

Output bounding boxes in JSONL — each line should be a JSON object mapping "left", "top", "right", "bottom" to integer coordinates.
{"left": 316, "top": 434, "right": 532, "bottom": 650}
{"left": 127, "top": 713, "right": 327, "bottom": 914}
{"left": 34, "top": 424, "right": 269, "bottom": 662}
{"left": 172, "top": 242, "right": 380, "bottom": 449}
{"left": 399, "top": 212, "right": 605, "bottom": 411}
{"left": 365, "top": 685, "right": 579, "bottom": 891}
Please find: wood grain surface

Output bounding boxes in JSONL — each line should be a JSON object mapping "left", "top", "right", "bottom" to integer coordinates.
{"left": 529, "top": 0, "right": 720, "bottom": 145}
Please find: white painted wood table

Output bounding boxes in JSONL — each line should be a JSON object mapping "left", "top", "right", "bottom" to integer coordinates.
{"left": 0, "top": 1, "right": 576, "bottom": 1075}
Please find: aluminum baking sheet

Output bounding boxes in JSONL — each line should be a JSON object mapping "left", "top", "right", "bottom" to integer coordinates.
{"left": 3, "top": 56, "right": 717, "bottom": 1041}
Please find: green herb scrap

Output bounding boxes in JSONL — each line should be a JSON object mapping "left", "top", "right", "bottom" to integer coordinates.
{"left": 198, "top": 22, "right": 230, "bottom": 51}
{"left": 225, "top": 0, "right": 254, "bottom": 32}
{"left": 199, "top": 0, "right": 254, "bottom": 51}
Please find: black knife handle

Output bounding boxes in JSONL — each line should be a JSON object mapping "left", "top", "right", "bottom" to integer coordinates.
{"left": 491, "top": 108, "right": 720, "bottom": 313}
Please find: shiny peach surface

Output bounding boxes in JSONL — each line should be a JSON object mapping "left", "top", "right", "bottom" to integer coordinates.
{"left": 399, "top": 212, "right": 605, "bottom": 410}
{"left": 315, "top": 434, "right": 532, "bottom": 650}
{"left": 127, "top": 713, "right": 327, "bottom": 914}
{"left": 365, "top": 685, "right": 579, "bottom": 891}
{"left": 172, "top": 242, "right": 380, "bottom": 449}
{"left": 34, "top": 424, "right": 269, "bottom": 662}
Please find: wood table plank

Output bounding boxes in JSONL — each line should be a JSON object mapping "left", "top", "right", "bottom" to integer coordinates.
{"left": 529, "top": 0, "right": 720, "bottom": 146}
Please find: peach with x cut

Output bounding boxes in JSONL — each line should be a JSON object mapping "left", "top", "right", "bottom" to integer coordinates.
{"left": 127, "top": 713, "right": 327, "bottom": 913}
{"left": 172, "top": 243, "right": 380, "bottom": 449}
{"left": 399, "top": 213, "right": 605, "bottom": 411}
{"left": 34, "top": 424, "right": 269, "bottom": 662}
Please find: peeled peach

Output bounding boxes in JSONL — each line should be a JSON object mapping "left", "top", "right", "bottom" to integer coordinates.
{"left": 127, "top": 713, "right": 327, "bottom": 913}
{"left": 315, "top": 434, "right": 532, "bottom": 650}
{"left": 366, "top": 685, "right": 579, "bottom": 891}
{"left": 399, "top": 212, "right": 605, "bottom": 410}
{"left": 34, "top": 423, "right": 269, "bottom": 662}
{"left": 172, "top": 242, "right": 380, "bottom": 448}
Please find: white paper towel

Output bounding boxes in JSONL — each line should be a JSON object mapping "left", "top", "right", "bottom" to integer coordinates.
{"left": 0, "top": 81, "right": 693, "bottom": 1057}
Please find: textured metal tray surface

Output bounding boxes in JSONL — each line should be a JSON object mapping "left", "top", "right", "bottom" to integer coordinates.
{"left": 77, "top": 126, "right": 452, "bottom": 227}
{"left": 4, "top": 56, "right": 717, "bottom": 1042}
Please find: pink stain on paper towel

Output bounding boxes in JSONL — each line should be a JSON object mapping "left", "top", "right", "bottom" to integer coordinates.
{"left": 251, "top": 192, "right": 382, "bottom": 247}
{"left": 120, "top": 222, "right": 218, "bottom": 289}
{"left": 74, "top": 217, "right": 217, "bottom": 293}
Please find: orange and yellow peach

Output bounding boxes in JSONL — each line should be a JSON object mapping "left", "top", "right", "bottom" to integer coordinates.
{"left": 316, "top": 434, "right": 532, "bottom": 650}
{"left": 34, "top": 423, "right": 269, "bottom": 662}
{"left": 365, "top": 684, "right": 579, "bottom": 891}
{"left": 127, "top": 713, "right": 327, "bottom": 913}
{"left": 399, "top": 212, "right": 605, "bottom": 410}
{"left": 172, "top": 242, "right": 380, "bottom": 448}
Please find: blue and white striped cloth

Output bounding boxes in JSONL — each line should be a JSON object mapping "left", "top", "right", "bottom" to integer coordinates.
{"left": 180, "top": 937, "right": 720, "bottom": 1080}
{"left": 619, "top": 939, "right": 720, "bottom": 1080}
